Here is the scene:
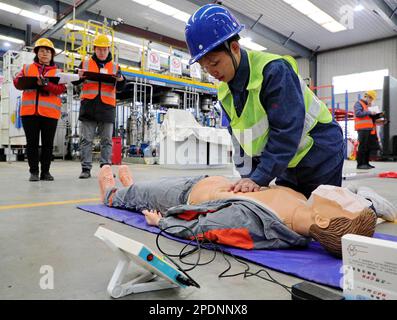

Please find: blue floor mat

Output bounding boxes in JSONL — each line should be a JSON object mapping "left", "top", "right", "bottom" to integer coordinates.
{"left": 78, "top": 204, "right": 397, "bottom": 289}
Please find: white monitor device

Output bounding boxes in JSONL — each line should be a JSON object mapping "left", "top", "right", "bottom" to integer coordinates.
{"left": 95, "top": 227, "right": 199, "bottom": 298}
{"left": 342, "top": 234, "right": 397, "bottom": 300}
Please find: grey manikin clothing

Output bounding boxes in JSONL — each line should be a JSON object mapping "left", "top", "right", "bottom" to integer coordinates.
{"left": 105, "top": 176, "right": 310, "bottom": 250}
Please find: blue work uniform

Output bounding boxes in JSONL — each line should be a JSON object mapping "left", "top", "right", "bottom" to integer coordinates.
{"left": 223, "top": 49, "right": 345, "bottom": 198}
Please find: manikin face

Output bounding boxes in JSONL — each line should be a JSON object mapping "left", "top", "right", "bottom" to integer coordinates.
{"left": 37, "top": 47, "right": 52, "bottom": 65}
{"left": 95, "top": 46, "right": 110, "bottom": 61}
{"left": 198, "top": 42, "right": 241, "bottom": 83}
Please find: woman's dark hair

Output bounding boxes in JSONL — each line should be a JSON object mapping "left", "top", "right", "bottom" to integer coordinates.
{"left": 309, "top": 208, "right": 377, "bottom": 258}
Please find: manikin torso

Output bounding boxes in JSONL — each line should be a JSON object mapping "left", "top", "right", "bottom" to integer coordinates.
{"left": 188, "top": 176, "right": 360, "bottom": 236}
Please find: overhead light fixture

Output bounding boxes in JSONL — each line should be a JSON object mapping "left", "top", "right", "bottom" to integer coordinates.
{"left": 354, "top": 5, "right": 364, "bottom": 11}
{"left": 131, "top": 0, "right": 191, "bottom": 23}
{"left": 0, "top": 34, "right": 25, "bottom": 44}
{"left": 282, "top": 0, "right": 346, "bottom": 32}
{"left": 239, "top": 37, "right": 267, "bottom": 51}
{"left": 20, "top": 10, "right": 56, "bottom": 24}
{"left": 0, "top": 2, "right": 22, "bottom": 14}
{"left": 0, "top": 1, "right": 56, "bottom": 24}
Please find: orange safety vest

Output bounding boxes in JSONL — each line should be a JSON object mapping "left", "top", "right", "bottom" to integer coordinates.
{"left": 21, "top": 64, "right": 62, "bottom": 120}
{"left": 355, "top": 100, "right": 375, "bottom": 133}
{"left": 81, "top": 58, "right": 118, "bottom": 107}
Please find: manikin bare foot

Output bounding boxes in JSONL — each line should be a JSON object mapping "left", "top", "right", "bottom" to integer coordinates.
{"left": 118, "top": 165, "right": 134, "bottom": 187}
{"left": 98, "top": 165, "right": 116, "bottom": 202}
{"left": 142, "top": 209, "right": 162, "bottom": 226}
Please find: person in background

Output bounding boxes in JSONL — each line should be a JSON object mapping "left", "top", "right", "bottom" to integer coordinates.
{"left": 13, "top": 38, "right": 66, "bottom": 182}
{"left": 184, "top": 4, "right": 345, "bottom": 199}
{"left": 354, "top": 90, "right": 383, "bottom": 170}
{"left": 73, "top": 34, "right": 125, "bottom": 179}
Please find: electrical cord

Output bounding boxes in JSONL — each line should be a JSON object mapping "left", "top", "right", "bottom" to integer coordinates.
{"left": 155, "top": 224, "right": 292, "bottom": 294}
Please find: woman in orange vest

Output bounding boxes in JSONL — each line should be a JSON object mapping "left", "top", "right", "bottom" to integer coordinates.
{"left": 73, "top": 34, "right": 125, "bottom": 179}
{"left": 354, "top": 90, "right": 383, "bottom": 170}
{"left": 13, "top": 38, "right": 66, "bottom": 182}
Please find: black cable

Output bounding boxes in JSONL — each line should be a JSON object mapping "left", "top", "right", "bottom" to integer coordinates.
{"left": 155, "top": 223, "right": 292, "bottom": 294}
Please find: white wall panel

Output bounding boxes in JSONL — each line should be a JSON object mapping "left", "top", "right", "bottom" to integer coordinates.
{"left": 317, "top": 38, "right": 397, "bottom": 111}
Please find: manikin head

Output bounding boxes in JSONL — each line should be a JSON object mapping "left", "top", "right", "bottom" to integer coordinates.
{"left": 291, "top": 191, "right": 377, "bottom": 257}
{"left": 309, "top": 208, "right": 377, "bottom": 257}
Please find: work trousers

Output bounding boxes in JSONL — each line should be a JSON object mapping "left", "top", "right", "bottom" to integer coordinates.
{"left": 357, "top": 130, "right": 372, "bottom": 166}
{"left": 80, "top": 120, "right": 113, "bottom": 170}
{"left": 21, "top": 115, "right": 58, "bottom": 174}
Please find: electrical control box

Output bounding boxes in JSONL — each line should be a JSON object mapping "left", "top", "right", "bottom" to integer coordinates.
{"left": 342, "top": 234, "right": 397, "bottom": 300}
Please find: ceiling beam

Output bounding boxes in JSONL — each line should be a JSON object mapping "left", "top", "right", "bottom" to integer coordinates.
{"left": 14, "top": 0, "right": 188, "bottom": 50}
{"left": 113, "top": 24, "right": 187, "bottom": 49}
{"left": 0, "top": 23, "right": 70, "bottom": 51}
{"left": 371, "top": 0, "right": 397, "bottom": 30}
{"left": 34, "top": 0, "right": 101, "bottom": 40}
{"left": 185, "top": 0, "right": 313, "bottom": 58}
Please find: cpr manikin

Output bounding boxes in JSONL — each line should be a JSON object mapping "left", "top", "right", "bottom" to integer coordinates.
{"left": 98, "top": 166, "right": 396, "bottom": 257}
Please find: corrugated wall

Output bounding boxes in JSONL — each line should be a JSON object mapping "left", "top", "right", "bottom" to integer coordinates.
{"left": 316, "top": 37, "right": 397, "bottom": 111}
{"left": 296, "top": 57, "right": 310, "bottom": 81}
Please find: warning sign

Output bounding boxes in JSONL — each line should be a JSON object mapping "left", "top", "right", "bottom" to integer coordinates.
{"left": 147, "top": 50, "right": 161, "bottom": 71}
{"left": 170, "top": 56, "right": 182, "bottom": 75}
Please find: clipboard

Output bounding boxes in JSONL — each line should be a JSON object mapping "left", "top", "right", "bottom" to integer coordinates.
{"left": 16, "top": 76, "right": 60, "bottom": 90}
{"left": 83, "top": 71, "right": 117, "bottom": 85}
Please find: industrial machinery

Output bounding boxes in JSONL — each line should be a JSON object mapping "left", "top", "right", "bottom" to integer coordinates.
{"left": 0, "top": 50, "right": 35, "bottom": 161}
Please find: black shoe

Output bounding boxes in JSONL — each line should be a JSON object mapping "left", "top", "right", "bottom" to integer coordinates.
{"left": 40, "top": 172, "right": 54, "bottom": 181}
{"left": 367, "top": 164, "right": 376, "bottom": 169}
{"left": 29, "top": 173, "right": 40, "bottom": 182}
{"left": 79, "top": 170, "right": 91, "bottom": 179}
{"left": 357, "top": 165, "right": 372, "bottom": 170}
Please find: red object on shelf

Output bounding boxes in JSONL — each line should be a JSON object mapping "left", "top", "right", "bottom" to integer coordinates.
{"left": 112, "top": 137, "right": 122, "bottom": 165}
{"left": 329, "top": 108, "right": 355, "bottom": 121}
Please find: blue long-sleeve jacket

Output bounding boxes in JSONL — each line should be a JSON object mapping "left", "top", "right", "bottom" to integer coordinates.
{"left": 223, "top": 49, "right": 344, "bottom": 186}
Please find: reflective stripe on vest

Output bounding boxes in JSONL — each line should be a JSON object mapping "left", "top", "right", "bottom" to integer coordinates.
{"left": 355, "top": 100, "right": 374, "bottom": 131}
{"left": 20, "top": 64, "right": 62, "bottom": 119}
{"left": 81, "top": 58, "right": 118, "bottom": 106}
{"left": 219, "top": 51, "right": 332, "bottom": 168}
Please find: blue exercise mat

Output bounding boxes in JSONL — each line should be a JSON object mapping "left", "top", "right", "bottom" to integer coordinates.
{"left": 78, "top": 204, "right": 397, "bottom": 289}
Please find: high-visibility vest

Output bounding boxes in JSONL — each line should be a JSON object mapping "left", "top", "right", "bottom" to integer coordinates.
{"left": 355, "top": 100, "right": 374, "bottom": 132}
{"left": 81, "top": 58, "right": 118, "bottom": 106}
{"left": 21, "top": 64, "right": 62, "bottom": 120}
{"left": 218, "top": 51, "right": 332, "bottom": 168}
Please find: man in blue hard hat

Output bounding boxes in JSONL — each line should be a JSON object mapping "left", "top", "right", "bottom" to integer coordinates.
{"left": 185, "top": 4, "right": 345, "bottom": 198}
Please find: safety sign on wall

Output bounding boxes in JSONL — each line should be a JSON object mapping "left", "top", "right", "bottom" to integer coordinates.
{"left": 190, "top": 62, "right": 202, "bottom": 80}
{"left": 147, "top": 50, "right": 161, "bottom": 71}
{"left": 170, "top": 56, "right": 182, "bottom": 75}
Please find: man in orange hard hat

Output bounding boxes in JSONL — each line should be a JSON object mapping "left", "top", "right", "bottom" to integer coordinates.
{"left": 354, "top": 90, "right": 384, "bottom": 170}
{"left": 73, "top": 34, "right": 125, "bottom": 179}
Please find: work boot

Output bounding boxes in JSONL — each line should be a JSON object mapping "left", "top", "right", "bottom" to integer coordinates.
{"left": 98, "top": 165, "right": 116, "bottom": 202}
{"left": 357, "top": 186, "right": 397, "bottom": 222}
{"left": 40, "top": 172, "right": 54, "bottom": 181}
{"left": 118, "top": 165, "right": 134, "bottom": 187}
{"left": 29, "top": 173, "right": 40, "bottom": 182}
{"left": 79, "top": 169, "right": 91, "bottom": 179}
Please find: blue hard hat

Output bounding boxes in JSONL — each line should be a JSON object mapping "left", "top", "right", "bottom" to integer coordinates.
{"left": 185, "top": 4, "right": 244, "bottom": 64}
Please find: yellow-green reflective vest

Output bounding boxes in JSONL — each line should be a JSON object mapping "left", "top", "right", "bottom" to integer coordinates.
{"left": 218, "top": 51, "right": 333, "bottom": 168}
